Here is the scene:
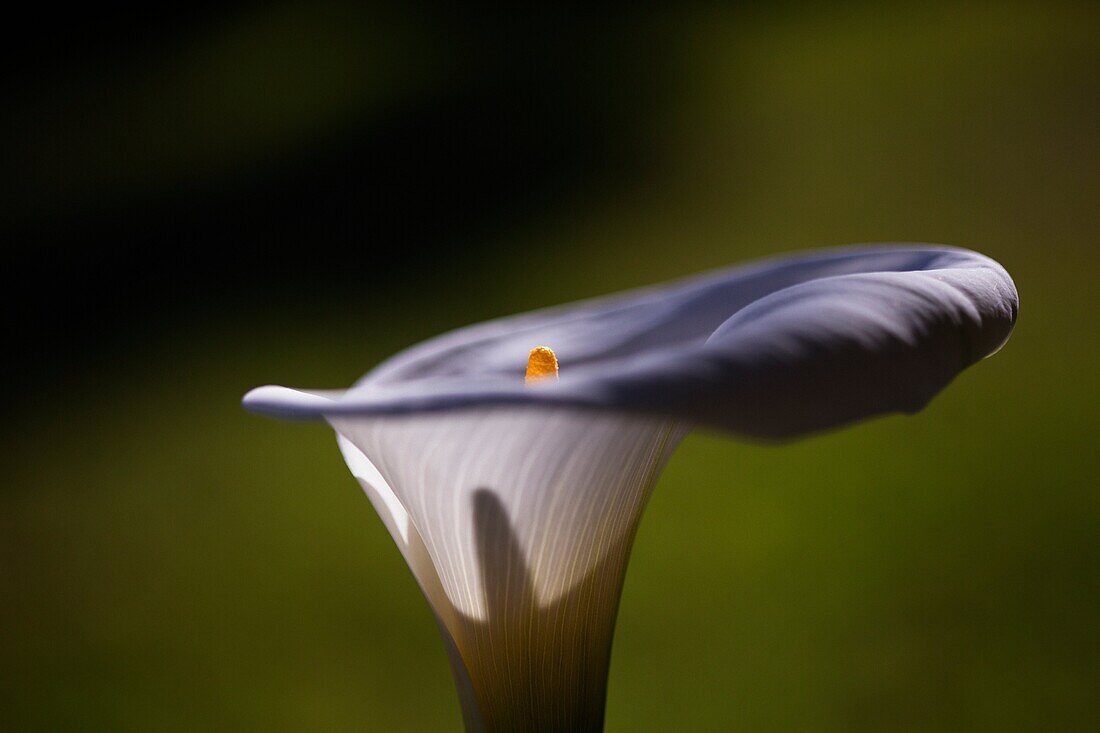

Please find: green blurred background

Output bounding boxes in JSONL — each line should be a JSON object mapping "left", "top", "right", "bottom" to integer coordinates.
{"left": 3, "top": 2, "right": 1098, "bottom": 730}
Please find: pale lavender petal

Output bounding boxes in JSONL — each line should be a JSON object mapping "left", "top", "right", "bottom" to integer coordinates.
{"left": 242, "top": 244, "right": 1017, "bottom": 439}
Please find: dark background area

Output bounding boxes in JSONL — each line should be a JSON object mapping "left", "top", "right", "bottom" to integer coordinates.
{"left": 3, "top": 2, "right": 1099, "bottom": 730}
{"left": 3, "top": 3, "right": 677, "bottom": 398}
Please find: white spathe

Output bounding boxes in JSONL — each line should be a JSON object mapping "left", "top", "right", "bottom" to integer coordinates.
{"left": 330, "top": 407, "right": 685, "bottom": 731}
{"left": 244, "top": 245, "right": 1019, "bottom": 731}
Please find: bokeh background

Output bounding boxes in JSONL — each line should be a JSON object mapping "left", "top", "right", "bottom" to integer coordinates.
{"left": 3, "top": 2, "right": 1098, "bottom": 730}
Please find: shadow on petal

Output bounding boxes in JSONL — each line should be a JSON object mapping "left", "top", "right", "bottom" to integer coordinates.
{"left": 435, "top": 488, "right": 644, "bottom": 732}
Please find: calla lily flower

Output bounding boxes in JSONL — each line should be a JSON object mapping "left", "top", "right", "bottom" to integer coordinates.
{"left": 243, "top": 244, "right": 1017, "bottom": 731}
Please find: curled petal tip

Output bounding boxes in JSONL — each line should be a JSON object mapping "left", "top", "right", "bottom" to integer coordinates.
{"left": 242, "top": 385, "right": 338, "bottom": 419}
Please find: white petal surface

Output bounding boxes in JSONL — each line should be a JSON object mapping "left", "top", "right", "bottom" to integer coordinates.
{"left": 330, "top": 408, "right": 685, "bottom": 731}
